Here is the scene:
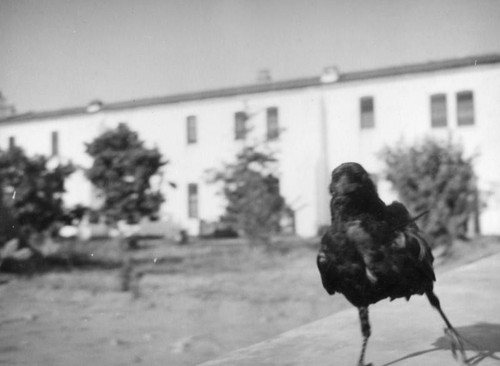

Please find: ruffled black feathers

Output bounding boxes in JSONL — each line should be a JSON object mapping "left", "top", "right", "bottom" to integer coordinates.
{"left": 317, "top": 162, "right": 435, "bottom": 307}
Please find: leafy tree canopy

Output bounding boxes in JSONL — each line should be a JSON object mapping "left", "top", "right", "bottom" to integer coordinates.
{"left": 209, "top": 145, "right": 289, "bottom": 245}
{"left": 85, "top": 123, "right": 166, "bottom": 224}
{"left": 0, "top": 146, "right": 74, "bottom": 241}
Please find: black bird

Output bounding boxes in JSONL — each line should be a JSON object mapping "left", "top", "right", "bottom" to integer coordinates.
{"left": 317, "top": 162, "right": 468, "bottom": 366}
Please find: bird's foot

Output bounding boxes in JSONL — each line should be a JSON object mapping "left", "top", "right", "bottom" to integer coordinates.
{"left": 444, "top": 327, "right": 469, "bottom": 366}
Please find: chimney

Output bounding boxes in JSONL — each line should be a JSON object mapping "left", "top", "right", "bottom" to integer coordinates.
{"left": 0, "top": 92, "right": 16, "bottom": 118}
{"left": 87, "top": 99, "right": 103, "bottom": 113}
{"left": 320, "top": 66, "right": 340, "bottom": 83}
{"left": 257, "top": 69, "right": 272, "bottom": 83}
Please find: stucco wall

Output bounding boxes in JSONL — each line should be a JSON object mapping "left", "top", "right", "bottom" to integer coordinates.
{"left": 1, "top": 63, "right": 500, "bottom": 236}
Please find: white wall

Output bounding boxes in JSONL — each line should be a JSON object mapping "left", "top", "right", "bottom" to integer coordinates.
{"left": 1, "top": 63, "right": 500, "bottom": 236}
{"left": 322, "top": 64, "right": 500, "bottom": 234}
{"left": 0, "top": 88, "right": 326, "bottom": 236}
{"left": 0, "top": 114, "right": 103, "bottom": 207}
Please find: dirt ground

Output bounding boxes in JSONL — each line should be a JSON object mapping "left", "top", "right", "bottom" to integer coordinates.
{"left": 1, "top": 236, "right": 499, "bottom": 366}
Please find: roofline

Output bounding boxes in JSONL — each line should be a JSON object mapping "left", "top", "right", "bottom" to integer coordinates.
{"left": 2, "top": 54, "right": 500, "bottom": 124}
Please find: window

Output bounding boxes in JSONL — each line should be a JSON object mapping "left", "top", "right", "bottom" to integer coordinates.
{"left": 457, "top": 91, "right": 474, "bottom": 126}
{"left": 188, "top": 183, "right": 199, "bottom": 218}
{"left": 8, "top": 136, "right": 15, "bottom": 150}
{"left": 430, "top": 94, "right": 447, "bottom": 127}
{"left": 234, "top": 111, "right": 247, "bottom": 140}
{"left": 186, "top": 115, "right": 197, "bottom": 143}
{"left": 360, "top": 97, "right": 374, "bottom": 129}
{"left": 266, "top": 175, "right": 280, "bottom": 195}
{"left": 266, "top": 107, "right": 279, "bottom": 140}
{"left": 51, "top": 131, "right": 59, "bottom": 156}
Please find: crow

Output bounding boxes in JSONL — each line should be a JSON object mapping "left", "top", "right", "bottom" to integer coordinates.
{"left": 317, "top": 162, "right": 468, "bottom": 366}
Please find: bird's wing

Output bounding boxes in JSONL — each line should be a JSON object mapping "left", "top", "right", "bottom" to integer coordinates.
{"left": 400, "top": 227, "right": 436, "bottom": 282}
{"left": 317, "top": 228, "right": 366, "bottom": 295}
{"left": 344, "top": 219, "right": 382, "bottom": 283}
{"left": 317, "top": 232, "right": 340, "bottom": 295}
{"left": 343, "top": 208, "right": 436, "bottom": 284}
{"left": 386, "top": 201, "right": 436, "bottom": 282}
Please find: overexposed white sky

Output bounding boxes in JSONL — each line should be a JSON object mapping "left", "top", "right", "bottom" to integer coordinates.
{"left": 1, "top": 0, "right": 500, "bottom": 113}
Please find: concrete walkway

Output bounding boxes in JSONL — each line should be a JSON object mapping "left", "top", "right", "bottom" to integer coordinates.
{"left": 200, "top": 253, "right": 500, "bottom": 366}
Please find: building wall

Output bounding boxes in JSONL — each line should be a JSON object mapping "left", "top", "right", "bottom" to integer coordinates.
{"left": 0, "top": 89, "right": 326, "bottom": 236}
{"left": 321, "top": 64, "right": 500, "bottom": 234}
{"left": 1, "top": 62, "right": 500, "bottom": 236}
{"left": 0, "top": 114, "right": 102, "bottom": 207}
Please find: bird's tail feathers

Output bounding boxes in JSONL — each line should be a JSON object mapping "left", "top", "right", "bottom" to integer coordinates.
{"left": 409, "top": 209, "right": 430, "bottom": 225}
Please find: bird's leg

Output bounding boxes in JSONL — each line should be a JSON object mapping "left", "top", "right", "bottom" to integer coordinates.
{"left": 426, "top": 291, "right": 469, "bottom": 365}
{"left": 357, "top": 306, "right": 373, "bottom": 366}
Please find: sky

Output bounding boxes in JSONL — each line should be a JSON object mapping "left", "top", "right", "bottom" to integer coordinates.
{"left": 1, "top": 0, "right": 500, "bottom": 113}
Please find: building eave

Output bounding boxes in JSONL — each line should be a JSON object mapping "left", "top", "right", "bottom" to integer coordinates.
{"left": 2, "top": 54, "right": 500, "bottom": 124}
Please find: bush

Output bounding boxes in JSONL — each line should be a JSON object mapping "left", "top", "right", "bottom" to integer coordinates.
{"left": 380, "top": 137, "right": 478, "bottom": 246}
{"left": 208, "top": 145, "right": 289, "bottom": 246}
{"left": 85, "top": 123, "right": 167, "bottom": 225}
{"left": 0, "top": 146, "right": 74, "bottom": 242}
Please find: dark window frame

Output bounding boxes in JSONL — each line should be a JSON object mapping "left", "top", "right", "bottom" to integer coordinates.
{"left": 360, "top": 96, "right": 375, "bottom": 129}
{"left": 186, "top": 115, "right": 197, "bottom": 144}
{"left": 430, "top": 93, "right": 448, "bottom": 128}
{"left": 234, "top": 111, "right": 247, "bottom": 140}
{"left": 188, "top": 183, "right": 199, "bottom": 218}
{"left": 51, "top": 131, "right": 59, "bottom": 156}
{"left": 8, "top": 136, "right": 15, "bottom": 150}
{"left": 457, "top": 91, "right": 475, "bottom": 126}
{"left": 266, "top": 107, "right": 279, "bottom": 140}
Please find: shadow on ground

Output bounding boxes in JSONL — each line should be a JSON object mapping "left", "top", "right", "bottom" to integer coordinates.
{"left": 382, "top": 322, "right": 500, "bottom": 365}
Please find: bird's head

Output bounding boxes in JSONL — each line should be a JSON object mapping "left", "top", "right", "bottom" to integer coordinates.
{"left": 329, "top": 162, "right": 377, "bottom": 198}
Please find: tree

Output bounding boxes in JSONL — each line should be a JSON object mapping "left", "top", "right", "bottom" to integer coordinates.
{"left": 86, "top": 124, "right": 166, "bottom": 293}
{"left": 0, "top": 146, "right": 74, "bottom": 244}
{"left": 380, "top": 137, "right": 478, "bottom": 247}
{"left": 209, "top": 144, "right": 289, "bottom": 246}
{"left": 85, "top": 123, "right": 166, "bottom": 227}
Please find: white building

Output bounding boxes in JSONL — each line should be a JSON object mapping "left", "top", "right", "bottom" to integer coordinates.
{"left": 1, "top": 54, "right": 500, "bottom": 237}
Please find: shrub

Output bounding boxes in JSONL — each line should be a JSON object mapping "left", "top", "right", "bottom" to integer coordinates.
{"left": 380, "top": 137, "right": 478, "bottom": 246}
{"left": 208, "top": 145, "right": 289, "bottom": 246}
{"left": 85, "top": 123, "right": 167, "bottom": 225}
{"left": 0, "top": 146, "right": 74, "bottom": 242}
